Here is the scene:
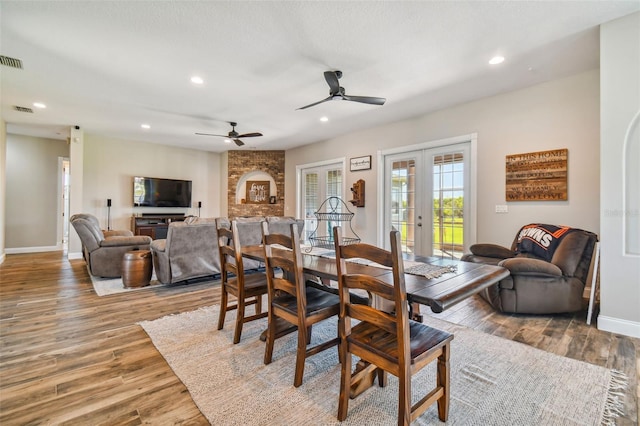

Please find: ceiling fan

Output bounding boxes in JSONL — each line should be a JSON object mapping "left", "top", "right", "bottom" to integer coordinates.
{"left": 297, "top": 70, "right": 386, "bottom": 110}
{"left": 196, "top": 122, "right": 262, "bottom": 146}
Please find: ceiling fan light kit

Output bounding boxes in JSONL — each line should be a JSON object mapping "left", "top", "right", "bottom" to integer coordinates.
{"left": 297, "top": 70, "right": 386, "bottom": 110}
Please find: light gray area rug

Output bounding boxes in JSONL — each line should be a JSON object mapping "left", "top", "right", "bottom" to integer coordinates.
{"left": 139, "top": 306, "right": 626, "bottom": 425}
{"left": 89, "top": 273, "right": 162, "bottom": 296}
{"left": 89, "top": 272, "right": 219, "bottom": 296}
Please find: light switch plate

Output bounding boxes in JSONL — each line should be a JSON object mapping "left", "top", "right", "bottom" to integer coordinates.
{"left": 495, "top": 204, "right": 508, "bottom": 213}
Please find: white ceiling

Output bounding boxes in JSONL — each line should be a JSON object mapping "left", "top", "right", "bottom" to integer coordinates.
{"left": 2, "top": 1, "right": 638, "bottom": 152}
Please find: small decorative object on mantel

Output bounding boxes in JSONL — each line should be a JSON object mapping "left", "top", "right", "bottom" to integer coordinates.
{"left": 505, "top": 148, "right": 568, "bottom": 201}
{"left": 245, "top": 180, "right": 270, "bottom": 204}
{"left": 350, "top": 155, "right": 371, "bottom": 171}
{"left": 349, "top": 179, "right": 365, "bottom": 207}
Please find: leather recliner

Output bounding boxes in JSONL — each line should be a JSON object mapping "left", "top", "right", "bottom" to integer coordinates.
{"left": 70, "top": 213, "right": 152, "bottom": 278}
{"left": 461, "top": 224, "right": 598, "bottom": 314}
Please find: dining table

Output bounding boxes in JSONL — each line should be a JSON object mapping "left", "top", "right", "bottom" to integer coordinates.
{"left": 241, "top": 244, "right": 510, "bottom": 314}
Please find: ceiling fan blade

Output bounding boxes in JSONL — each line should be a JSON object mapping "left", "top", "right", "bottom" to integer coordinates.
{"left": 236, "top": 132, "right": 263, "bottom": 138}
{"left": 195, "top": 132, "right": 228, "bottom": 137}
{"left": 343, "top": 95, "right": 386, "bottom": 106}
{"left": 297, "top": 96, "right": 333, "bottom": 110}
{"left": 324, "top": 71, "right": 341, "bottom": 93}
{"left": 234, "top": 139, "right": 245, "bottom": 147}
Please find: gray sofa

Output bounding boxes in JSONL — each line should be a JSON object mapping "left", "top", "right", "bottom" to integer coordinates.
{"left": 461, "top": 224, "right": 598, "bottom": 314}
{"left": 70, "top": 213, "right": 152, "bottom": 278}
{"left": 150, "top": 216, "right": 305, "bottom": 285}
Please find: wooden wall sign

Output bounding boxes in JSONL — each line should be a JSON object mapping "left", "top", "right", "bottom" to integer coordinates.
{"left": 245, "top": 180, "right": 270, "bottom": 204}
{"left": 505, "top": 148, "right": 568, "bottom": 201}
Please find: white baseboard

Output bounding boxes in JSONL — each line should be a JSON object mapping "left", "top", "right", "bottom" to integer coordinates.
{"left": 67, "top": 252, "right": 83, "bottom": 260}
{"left": 5, "top": 245, "right": 61, "bottom": 254}
{"left": 597, "top": 315, "right": 640, "bottom": 338}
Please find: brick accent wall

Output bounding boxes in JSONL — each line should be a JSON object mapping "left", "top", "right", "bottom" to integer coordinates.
{"left": 228, "top": 150, "right": 285, "bottom": 219}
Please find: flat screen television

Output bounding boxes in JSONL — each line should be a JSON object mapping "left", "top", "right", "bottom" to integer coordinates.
{"left": 133, "top": 176, "right": 192, "bottom": 208}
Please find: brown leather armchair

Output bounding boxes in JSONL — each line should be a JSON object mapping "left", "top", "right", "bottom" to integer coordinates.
{"left": 462, "top": 224, "right": 598, "bottom": 314}
{"left": 70, "top": 214, "right": 152, "bottom": 278}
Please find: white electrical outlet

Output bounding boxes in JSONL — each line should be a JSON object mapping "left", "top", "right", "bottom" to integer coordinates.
{"left": 495, "top": 205, "right": 508, "bottom": 213}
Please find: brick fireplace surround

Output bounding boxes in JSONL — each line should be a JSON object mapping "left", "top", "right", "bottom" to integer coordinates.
{"left": 227, "top": 150, "right": 285, "bottom": 218}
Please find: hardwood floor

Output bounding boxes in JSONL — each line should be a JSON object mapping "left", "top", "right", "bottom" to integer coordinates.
{"left": 1, "top": 251, "right": 638, "bottom": 425}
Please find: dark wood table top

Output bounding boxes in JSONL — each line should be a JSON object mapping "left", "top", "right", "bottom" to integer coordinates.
{"left": 242, "top": 245, "right": 509, "bottom": 314}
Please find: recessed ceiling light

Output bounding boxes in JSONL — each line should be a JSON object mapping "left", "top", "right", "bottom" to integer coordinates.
{"left": 141, "top": 124, "right": 151, "bottom": 129}
{"left": 190, "top": 76, "right": 204, "bottom": 85}
{"left": 224, "top": 139, "right": 232, "bottom": 144}
{"left": 489, "top": 56, "right": 505, "bottom": 65}
{"left": 320, "top": 116, "right": 329, "bottom": 122}
{"left": 33, "top": 102, "right": 46, "bottom": 109}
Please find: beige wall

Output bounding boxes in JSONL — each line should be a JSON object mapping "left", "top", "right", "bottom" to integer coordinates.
{"left": 286, "top": 70, "right": 601, "bottom": 248}
{"left": 80, "top": 134, "right": 223, "bottom": 236}
{"left": 599, "top": 12, "right": 640, "bottom": 337}
{"left": 5, "top": 133, "right": 69, "bottom": 249}
{"left": 0, "top": 119, "right": 6, "bottom": 263}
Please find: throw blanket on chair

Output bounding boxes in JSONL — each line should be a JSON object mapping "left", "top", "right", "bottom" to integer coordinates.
{"left": 515, "top": 223, "right": 575, "bottom": 262}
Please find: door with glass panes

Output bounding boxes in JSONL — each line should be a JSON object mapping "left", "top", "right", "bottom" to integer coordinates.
{"left": 384, "top": 143, "right": 470, "bottom": 259}
{"left": 300, "top": 163, "right": 343, "bottom": 244}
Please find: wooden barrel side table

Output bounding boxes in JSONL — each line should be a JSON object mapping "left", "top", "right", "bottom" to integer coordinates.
{"left": 122, "top": 249, "right": 153, "bottom": 288}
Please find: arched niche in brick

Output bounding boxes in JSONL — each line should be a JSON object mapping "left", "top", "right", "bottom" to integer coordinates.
{"left": 235, "top": 171, "right": 277, "bottom": 204}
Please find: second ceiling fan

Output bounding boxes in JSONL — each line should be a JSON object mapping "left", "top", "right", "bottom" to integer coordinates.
{"left": 196, "top": 122, "right": 262, "bottom": 146}
{"left": 297, "top": 70, "right": 386, "bottom": 110}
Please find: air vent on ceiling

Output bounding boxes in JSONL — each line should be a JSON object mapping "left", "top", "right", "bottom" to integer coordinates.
{"left": 0, "top": 55, "right": 23, "bottom": 69}
{"left": 14, "top": 106, "right": 34, "bottom": 113}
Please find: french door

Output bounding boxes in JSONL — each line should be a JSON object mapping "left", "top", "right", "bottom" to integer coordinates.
{"left": 298, "top": 161, "right": 345, "bottom": 244}
{"left": 383, "top": 142, "right": 471, "bottom": 259}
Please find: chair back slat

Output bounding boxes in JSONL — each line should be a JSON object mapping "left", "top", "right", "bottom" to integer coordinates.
{"left": 347, "top": 304, "right": 397, "bottom": 334}
{"left": 343, "top": 274, "right": 395, "bottom": 300}
{"left": 263, "top": 232, "right": 294, "bottom": 249}
{"left": 339, "top": 242, "right": 398, "bottom": 269}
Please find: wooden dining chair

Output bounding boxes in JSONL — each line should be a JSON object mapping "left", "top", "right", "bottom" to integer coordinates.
{"left": 333, "top": 226, "right": 454, "bottom": 425}
{"left": 261, "top": 221, "right": 341, "bottom": 387}
{"left": 216, "top": 219, "right": 269, "bottom": 344}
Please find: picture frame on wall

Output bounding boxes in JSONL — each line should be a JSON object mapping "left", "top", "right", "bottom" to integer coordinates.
{"left": 350, "top": 155, "right": 372, "bottom": 171}
{"left": 245, "top": 180, "right": 270, "bottom": 204}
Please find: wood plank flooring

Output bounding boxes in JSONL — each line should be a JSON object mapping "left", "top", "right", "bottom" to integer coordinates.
{"left": 1, "top": 251, "right": 638, "bottom": 425}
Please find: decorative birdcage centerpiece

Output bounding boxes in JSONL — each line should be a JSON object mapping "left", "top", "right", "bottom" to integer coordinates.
{"left": 307, "top": 196, "right": 360, "bottom": 251}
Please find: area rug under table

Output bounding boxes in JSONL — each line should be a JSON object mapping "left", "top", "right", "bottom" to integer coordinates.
{"left": 139, "top": 306, "right": 626, "bottom": 425}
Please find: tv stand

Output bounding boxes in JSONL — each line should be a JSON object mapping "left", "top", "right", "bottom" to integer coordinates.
{"left": 132, "top": 214, "right": 186, "bottom": 240}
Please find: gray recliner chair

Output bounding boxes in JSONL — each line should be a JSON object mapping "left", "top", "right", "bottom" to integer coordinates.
{"left": 461, "top": 223, "right": 598, "bottom": 314}
{"left": 150, "top": 217, "right": 222, "bottom": 285}
{"left": 70, "top": 214, "right": 152, "bottom": 278}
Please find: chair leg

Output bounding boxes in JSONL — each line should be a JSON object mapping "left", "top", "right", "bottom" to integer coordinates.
{"left": 293, "top": 325, "right": 308, "bottom": 387}
{"left": 217, "top": 284, "right": 228, "bottom": 330}
{"left": 337, "top": 341, "right": 352, "bottom": 421}
{"left": 436, "top": 343, "right": 451, "bottom": 421}
{"left": 264, "top": 309, "right": 275, "bottom": 365}
{"left": 377, "top": 368, "right": 388, "bottom": 387}
{"left": 397, "top": 375, "right": 411, "bottom": 426}
{"left": 233, "top": 297, "right": 245, "bottom": 344}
